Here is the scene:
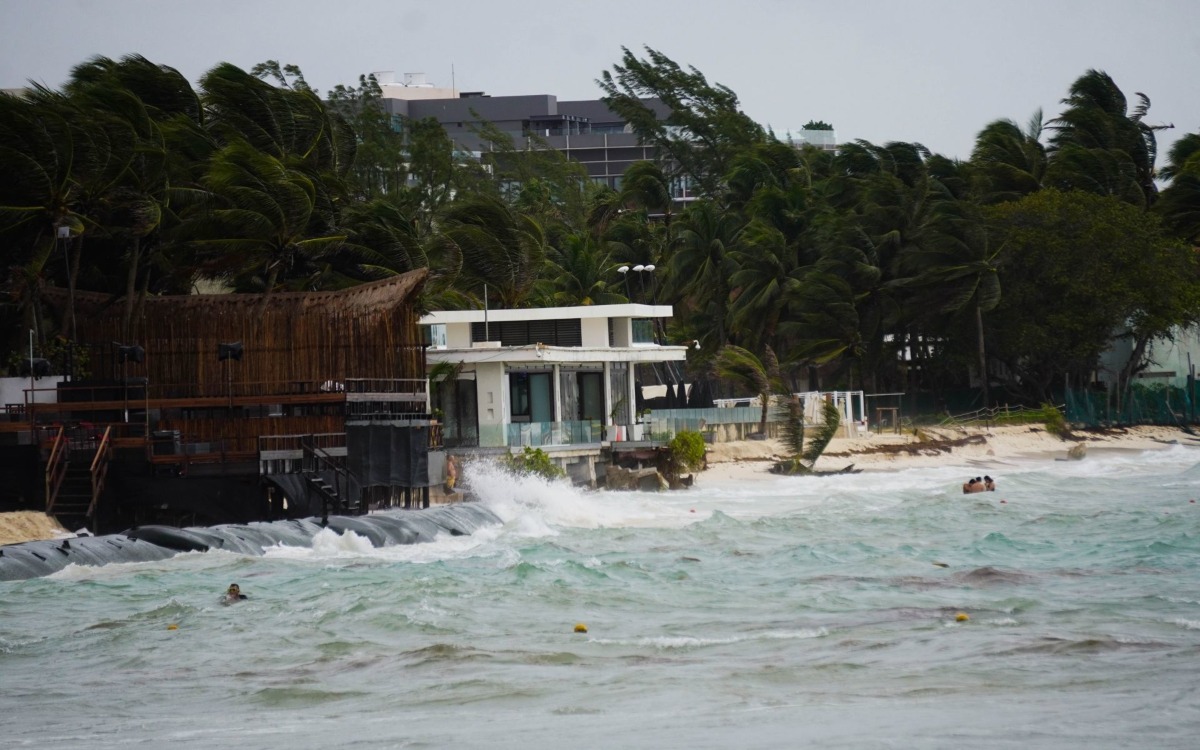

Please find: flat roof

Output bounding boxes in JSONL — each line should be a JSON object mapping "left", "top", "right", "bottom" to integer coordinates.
{"left": 420, "top": 304, "right": 673, "bottom": 325}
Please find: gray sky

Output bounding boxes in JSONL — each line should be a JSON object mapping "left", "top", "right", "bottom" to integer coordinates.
{"left": 2, "top": 0, "right": 1197, "bottom": 162}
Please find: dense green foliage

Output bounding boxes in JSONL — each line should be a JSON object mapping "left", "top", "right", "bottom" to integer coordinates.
{"left": 502, "top": 446, "right": 566, "bottom": 480}
{"left": 2, "top": 50, "right": 1198, "bottom": 410}
{"left": 666, "top": 430, "right": 707, "bottom": 473}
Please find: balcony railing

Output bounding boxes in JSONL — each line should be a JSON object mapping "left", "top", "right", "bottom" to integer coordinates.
{"left": 506, "top": 420, "right": 604, "bottom": 448}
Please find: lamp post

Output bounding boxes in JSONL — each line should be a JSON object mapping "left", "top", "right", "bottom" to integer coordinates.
{"left": 116, "top": 344, "right": 145, "bottom": 422}
{"left": 28, "top": 329, "right": 34, "bottom": 423}
{"left": 218, "top": 342, "right": 243, "bottom": 407}
{"left": 617, "top": 265, "right": 631, "bottom": 301}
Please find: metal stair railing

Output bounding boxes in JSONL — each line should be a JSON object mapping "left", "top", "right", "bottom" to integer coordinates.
{"left": 87, "top": 426, "right": 113, "bottom": 522}
{"left": 44, "top": 426, "right": 68, "bottom": 515}
{"left": 301, "top": 441, "right": 360, "bottom": 521}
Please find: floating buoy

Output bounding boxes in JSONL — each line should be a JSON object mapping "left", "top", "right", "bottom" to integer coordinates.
{"left": 574, "top": 623, "right": 588, "bottom": 633}
{"left": 166, "top": 624, "right": 179, "bottom": 630}
{"left": 1000, "top": 500, "right": 1007, "bottom": 504}
{"left": 690, "top": 509, "right": 696, "bottom": 513}
{"left": 955, "top": 612, "right": 969, "bottom": 622}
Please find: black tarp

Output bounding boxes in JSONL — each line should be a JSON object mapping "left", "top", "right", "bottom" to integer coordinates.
{"left": 346, "top": 423, "right": 430, "bottom": 488}
{"left": 688, "top": 379, "right": 716, "bottom": 409}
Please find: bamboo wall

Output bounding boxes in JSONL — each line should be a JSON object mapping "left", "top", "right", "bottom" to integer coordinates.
{"left": 47, "top": 270, "right": 428, "bottom": 389}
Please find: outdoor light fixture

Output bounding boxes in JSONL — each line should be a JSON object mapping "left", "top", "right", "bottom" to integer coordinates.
{"left": 632, "top": 264, "right": 645, "bottom": 272}
{"left": 117, "top": 345, "right": 145, "bottom": 364}
{"left": 617, "top": 265, "right": 630, "bottom": 274}
{"left": 644, "top": 264, "right": 655, "bottom": 272}
{"left": 217, "top": 342, "right": 244, "bottom": 362}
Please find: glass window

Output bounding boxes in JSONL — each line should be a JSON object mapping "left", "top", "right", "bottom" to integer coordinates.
{"left": 632, "top": 319, "right": 655, "bottom": 344}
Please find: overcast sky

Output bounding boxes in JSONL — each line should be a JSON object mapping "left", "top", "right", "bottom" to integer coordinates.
{"left": 2, "top": 0, "right": 1197, "bottom": 162}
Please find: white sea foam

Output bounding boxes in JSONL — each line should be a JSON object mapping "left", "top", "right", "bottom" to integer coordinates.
{"left": 592, "top": 628, "right": 827, "bottom": 649}
{"left": 465, "top": 460, "right": 693, "bottom": 532}
{"left": 1171, "top": 618, "right": 1200, "bottom": 630}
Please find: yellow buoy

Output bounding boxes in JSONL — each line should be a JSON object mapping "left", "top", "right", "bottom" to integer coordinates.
{"left": 955, "top": 612, "right": 969, "bottom": 622}
{"left": 166, "top": 624, "right": 179, "bottom": 630}
{"left": 574, "top": 623, "right": 588, "bottom": 633}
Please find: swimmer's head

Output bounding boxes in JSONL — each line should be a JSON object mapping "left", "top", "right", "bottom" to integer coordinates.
{"left": 227, "top": 583, "right": 241, "bottom": 596}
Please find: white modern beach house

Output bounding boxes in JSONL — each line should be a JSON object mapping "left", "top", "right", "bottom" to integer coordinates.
{"left": 420, "top": 304, "right": 688, "bottom": 460}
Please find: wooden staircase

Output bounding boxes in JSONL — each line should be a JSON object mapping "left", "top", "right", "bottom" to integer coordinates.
{"left": 45, "top": 426, "right": 113, "bottom": 533}
{"left": 302, "top": 442, "right": 360, "bottom": 519}
{"left": 51, "top": 460, "right": 95, "bottom": 532}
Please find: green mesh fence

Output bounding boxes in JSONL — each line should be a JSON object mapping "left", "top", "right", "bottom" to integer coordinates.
{"left": 1063, "top": 385, "right": 1195, "bottom": 427}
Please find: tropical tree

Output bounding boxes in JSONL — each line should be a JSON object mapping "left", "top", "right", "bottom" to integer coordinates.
{"left": 537, "top": 232, "right": 626, "bottom": 306}
{"left": 186, "top": 140, "right": 347, "bottom": 314}
{"left": 889, "top": 200, "right": 1001, "bottom": 405}
{"left": 986, "top": 189, "right": 1199, "bottom": 401}
{"left": 598, "top": 46, "right": 765, "bottom": 199}
{"left": 1045, "top": 69, "right": 1164, "bottom": 208}
{"left": 1156, "top": 131, "right": 1200, "bottom": 246}
{"left": 439, "top": 195, "right": 549, "bottom": 308}
{"left": 665, "top": 200, "right": 744, "bottom": 348}
{"left": 325, "top": 72, "right": 408, "bottom": 200}
{"left": 713, "top": 344, "right": 783, "bottom": 434}
{"left": 969, "top": 111, "right": 1046, "bottom": 204}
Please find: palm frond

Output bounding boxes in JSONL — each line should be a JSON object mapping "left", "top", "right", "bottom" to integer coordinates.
{"left": 801, "top": 399, "right": 841, "bottom": 466}
{"left": 780, "top": 396, "right": 805, "bottom": 457}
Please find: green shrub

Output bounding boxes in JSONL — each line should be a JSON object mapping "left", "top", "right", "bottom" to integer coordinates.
{"left": 667, "top": 430, "right": 706, "bottom": 473}
{"left": 1040, "top": 403, "right": 1070, "bottom": 438}
{"left": 503, "top": 446, "right": 566, "bottom": 480}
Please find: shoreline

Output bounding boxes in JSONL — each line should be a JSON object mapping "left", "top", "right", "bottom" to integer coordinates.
{"left": 2, "top": 424, "right": 1193, "bottom": 547}
{"left": 700, "top": 423, "right": 1196, "bottom": 483}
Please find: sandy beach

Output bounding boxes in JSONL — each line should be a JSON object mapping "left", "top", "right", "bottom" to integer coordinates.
{"left": 0, "top": 510, "right": 69, "bottom": 547}
{"left": 701, "top": 423, "right": 1196, "bottom": 483}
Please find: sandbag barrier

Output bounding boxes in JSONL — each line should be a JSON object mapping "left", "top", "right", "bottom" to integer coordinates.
{"left": 0, "top": 504, "right": 501, "bottom": 581}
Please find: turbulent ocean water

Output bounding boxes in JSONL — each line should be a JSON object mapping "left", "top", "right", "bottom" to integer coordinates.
{"left": 3, "top": 446, "right": 1200, "bottom": 749}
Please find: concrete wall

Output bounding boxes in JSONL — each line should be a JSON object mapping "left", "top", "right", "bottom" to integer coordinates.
{"left": 0, "top": 376, "right": 64, "bottom": 406}
{"left": 581, "top": 317, "right": 607, "bottom": 348}
{"left": 475, "top": 362, "right": 507, "bottom": 447}
{"left": 445, "top": 321, "right": 473, "bottom": 348}
{"left": 611, "top": 317, "right": 632, "bottom": 347}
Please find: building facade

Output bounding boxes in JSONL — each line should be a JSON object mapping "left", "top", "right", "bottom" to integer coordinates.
{"left": 421, "top": 303, "right": 688, "bottom": 451}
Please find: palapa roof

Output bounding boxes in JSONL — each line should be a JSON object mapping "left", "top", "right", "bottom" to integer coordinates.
{"left": 46, "top": 269, "right": 428, "bottom": 318}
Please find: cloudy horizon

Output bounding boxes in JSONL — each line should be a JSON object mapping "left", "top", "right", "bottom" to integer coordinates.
{"left": 2, "top": 0, "right": 1196, "bottom": 162}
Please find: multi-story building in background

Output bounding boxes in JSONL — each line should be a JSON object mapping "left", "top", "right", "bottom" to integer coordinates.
{"left": 373, "top": 72, "right": 684, "bottom": 200}
{"left": 374, "top": 72, "right": 838, "bottom": 200}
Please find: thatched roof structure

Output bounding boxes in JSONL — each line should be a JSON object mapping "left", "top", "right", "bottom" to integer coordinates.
{"left": 44, "top": 270, "right": 428, "bottom": 389}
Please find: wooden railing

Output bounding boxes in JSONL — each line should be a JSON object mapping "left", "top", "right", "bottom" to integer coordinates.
{"left": 88, "top": 426, "right": 113, "bottom": 521}
{"left": 44, "top": 426, "right": 68, "bottom": 514}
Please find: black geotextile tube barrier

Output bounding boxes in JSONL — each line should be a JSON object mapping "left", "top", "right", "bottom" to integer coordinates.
{"left": 0, "top": 504, "right": 502, "bottom": 581}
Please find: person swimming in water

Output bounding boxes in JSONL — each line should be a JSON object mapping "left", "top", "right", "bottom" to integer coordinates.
{"left": 984, "top": 475, "right": 996, "bottom": 491}
{"left": 222, "top": 583, "right": 248, "bottom": 605}
{"left": 963, "top": 477, "right": 987, "bottom": 494}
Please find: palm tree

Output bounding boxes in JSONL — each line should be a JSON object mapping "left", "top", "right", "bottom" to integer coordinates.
{"left": 713, "top": 344, "right": 783, "bottom": 434}
{"left": 726, "top": 221, "right": 798, "bottom": 350}
{"left": 187, "top": 140, "right": 346, "bottom": 315}
{"left": 665, "top": 200, "right": 744, "bottom": 348}
{"left": 969, "top": 111, "right": 1046, "bottom": 204}
{"left": 0, "top": 87, "right": 138, "bottom": 342}
{"left": 1156, "top": 132, "right": 1200, "bottom": 245}
{"left": 439, "top": 195, "right": 548, "bottom": 308}
{"left": 0, "top": 92, "right": 79, "bottom": 344}
{"left": 890, "top": 200, "right": 1001, "bottom": 405}
{"left": 1046, "top": 69, "right": 1166, "bottom": 208}
{"left": 539, "top": 232, "right": 627, "bottom": 306}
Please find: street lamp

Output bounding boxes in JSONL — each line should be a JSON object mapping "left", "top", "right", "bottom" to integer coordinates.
{"left": 617, "top": 265, "right": 631, "bottom": 300}
{"left": 643, "top": 265, "right": 656, "bottom": 303}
